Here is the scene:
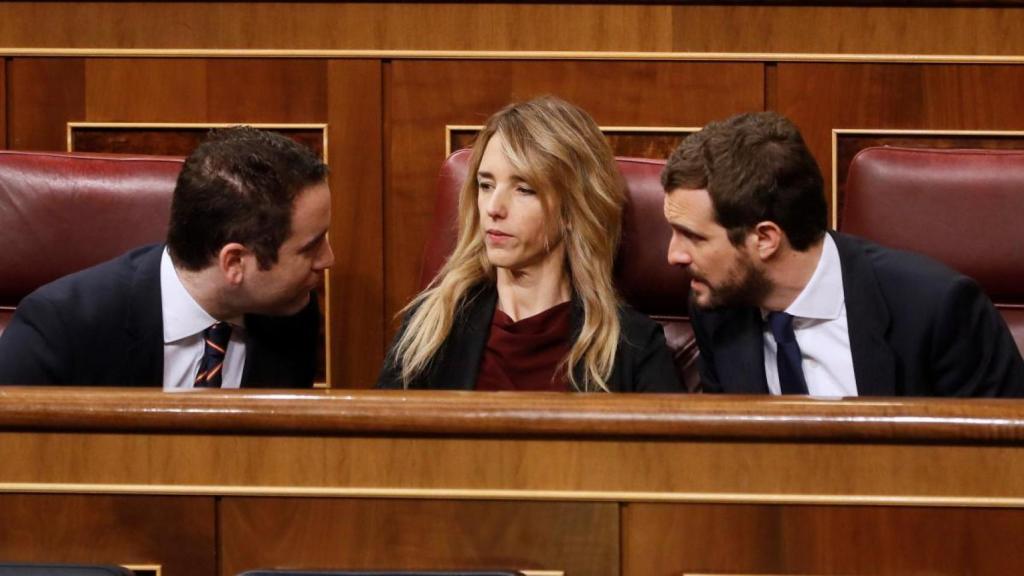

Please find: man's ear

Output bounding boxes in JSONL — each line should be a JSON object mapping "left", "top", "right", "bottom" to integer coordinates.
{"left": 751, "top": 221, "right": 784, "bottom": 261}
{"left": 218, "top": 243, "right": 249, "bottom": 286}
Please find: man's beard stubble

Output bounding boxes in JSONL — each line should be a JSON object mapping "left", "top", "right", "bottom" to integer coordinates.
{"left": 690, "top": 256, "right": 772, "bottom": 311}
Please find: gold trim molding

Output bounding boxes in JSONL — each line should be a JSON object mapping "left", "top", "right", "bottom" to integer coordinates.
{"left": 6, "top": 48, "right": 1024, "bottom": 64}
{"left": 123, "top": 565, "right": 161, "bottom": 576}
{"left": 4, "top": 483, "right": 1024, "bottom": 509}
{"left": 830, "top": 128, "right": 1024, "bottom": 227}
{"left": 445, "top": 124, "right": 698, "bottom": 157}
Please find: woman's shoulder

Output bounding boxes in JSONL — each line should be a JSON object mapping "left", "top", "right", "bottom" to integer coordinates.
{"left": 615, "top": 301, "right": 662, "bottom": 334}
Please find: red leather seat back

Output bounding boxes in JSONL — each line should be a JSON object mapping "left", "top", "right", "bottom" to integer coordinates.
{"left": 0, "top": 151, "right": 183, "bottom": 334}
{"left": 421, "top": 149, "right": 699, "bottom": 390}
{"left": 842, "top": 146, "right": 1024, "bottom": 353}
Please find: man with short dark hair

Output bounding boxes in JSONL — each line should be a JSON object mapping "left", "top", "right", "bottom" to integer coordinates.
{"left": 0, "top": 126, "right": 333, "bottom": 388}
{"left": 662, "top": 112, "right": 1023, "bottom": 396}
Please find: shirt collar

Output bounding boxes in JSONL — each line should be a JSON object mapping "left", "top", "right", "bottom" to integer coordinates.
{"left": 784, "top": 233, "right": 845, "bottom": 321}
{"left": 160, "top": 248, "right": 243, "bottom": 343}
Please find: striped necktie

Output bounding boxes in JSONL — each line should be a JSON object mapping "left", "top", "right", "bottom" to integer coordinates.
{"left": 195, "top": 321, "right": 232, "bottom": 388}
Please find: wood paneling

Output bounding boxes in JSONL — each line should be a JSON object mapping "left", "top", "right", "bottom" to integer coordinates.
{"left": 207, "top": 59, "right": 327, "bottom": 122}
{"left": 386, "top": 60, "right": 763, "bottom": 338}
{"left": 671, "top": 5, "right": 1024, "bottom": 55}
{"left": 220, "top": 497, "right": 617, "bottom": 576}
{"left": 84, "top": 59, "right": 208, "bottom": 122}
{"left": 326, "top": 59, "right": 384, "bottom": 388}
{"left": 3, "top": 3, "right": 1024, "bottom": 56}
{"left": 4, "top": 390, "right": 1024, "bottom": 499}
{"left": 0, "top": 59, "right": 6, "bottom": 149}
{"left": 7, "top": 58, "right": 85, "bottom": 151}
{"left": 8, "top": 387, "right": 1024, "bottom": 444}
{"left": 776, "top": 63, "right": 1024, "bottom": 212}
{"left": 0, "top": 494, "right": 216, "bottom": 576}
{"left": 624, "top": 503, "right": 1024, "bottom": 575}
{"left": 0, "top": 3, "right": 674, "bottom": 53}
{"left": 4, "top": 390, "right": 1024, "bottom": 575}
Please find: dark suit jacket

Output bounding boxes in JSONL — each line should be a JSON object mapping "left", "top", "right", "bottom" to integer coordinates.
{"left": 0, "top": 244, "right": 318, "bottom": 388}
{"left": 377, "top": 284, "right": 682, "bottom": 392}
{"left": 692, "top": 232, "right": 1024, "bottom": 397}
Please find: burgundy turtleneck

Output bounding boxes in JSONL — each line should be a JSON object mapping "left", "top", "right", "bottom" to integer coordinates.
{"left": 475, "top": 301, "right": 573, "bottom": 391}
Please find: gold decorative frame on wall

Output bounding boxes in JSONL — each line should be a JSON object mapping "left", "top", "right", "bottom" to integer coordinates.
{"left": 830, "top": 128, "right": 1024, "bottom": 229}
{"left": 66, "top": 122, "right": 333, "bottom": 387}
{"left": 123, "top": 565, "right": 161, "bottom": 576}
{"left": 445, "top": 125, "right": 698, "bottom": 159}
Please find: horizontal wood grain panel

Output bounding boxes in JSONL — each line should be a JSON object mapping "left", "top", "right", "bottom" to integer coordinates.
{"left": 2, "top": 431, "right": 1024, "bottom": 500}
{"left": 5, "top": 387, "right": 1024, "bottom": 443}
{"left": 2, "top": 3, "right": 1024, "bottom": 57}
{"left": 0, "top": 493, "right": 215, "bottom": 576}
{"left": 625, "top": 503, "right": 1024, "bottom": 575}
{"left": 221, "top": 497, "right": 614, "bottom": 576}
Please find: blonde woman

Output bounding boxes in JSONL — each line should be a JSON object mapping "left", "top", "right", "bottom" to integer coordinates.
{"left": 377, "top": 96, "right": 681, "bottom": 392}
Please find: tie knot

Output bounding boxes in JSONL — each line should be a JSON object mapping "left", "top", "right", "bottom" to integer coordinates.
{"left": 768, "top": 312, "right": 797, "bottom": 345}
{"left": 205, "top": 321, "right": 232, "bottom": 349}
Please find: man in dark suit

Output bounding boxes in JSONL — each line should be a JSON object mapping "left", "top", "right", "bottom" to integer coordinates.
{"left": 661, "top": 112, "right": 1023, "bottom": 396}
{"left": 0, "top": 126, "right": 334, "bottom": 388}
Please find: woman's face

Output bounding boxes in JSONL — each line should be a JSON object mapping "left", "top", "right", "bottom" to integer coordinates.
{"left": 476, "top": 133, "right": 564, "bottom": 276}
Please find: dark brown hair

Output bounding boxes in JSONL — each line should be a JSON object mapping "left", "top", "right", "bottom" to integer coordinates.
{"left": 167, "top": 126, "right": 328, "bottom": 270}
{"left": 661, "top": 112, "right": 826, "bottom": 250}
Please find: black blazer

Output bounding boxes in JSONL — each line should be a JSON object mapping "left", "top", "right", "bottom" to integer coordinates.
{"left": 377, "top": 284, "right": 683, "bottom": 392}
{"left": 692, "top": 232, "right": 1024, "bottom": 397}
{"left": 0, "top": 244, "right": 318, "bottom": 388}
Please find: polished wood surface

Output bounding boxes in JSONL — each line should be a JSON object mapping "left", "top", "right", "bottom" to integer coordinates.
{"left": 0, "top": 493, "right": 215, "bottom": 575}
{"left": 6, "top": 387, "right": 1024, "bottom": 443}
{"left": 0, "top": 61, "right": 5, "bottom": 149}
{"left": 624, "top": 503, "right": 1024, "bottom": 575}
{"left": 3, "top": 389, "right": 1024, "bottom": 575}
{"left": 7, "top": 58, "right": 85, "bottom": 151}
{"left": 325, "top": 59, "right": 385, "bottom": 389}
{"left": 2, "top": 3, "right": 1024, "bottom": 56}
{"left": 3, "top": 388, "right": 1024, "bottom": 503}
{"left": 221, "top": 497, "right": 616, "bottom": 576}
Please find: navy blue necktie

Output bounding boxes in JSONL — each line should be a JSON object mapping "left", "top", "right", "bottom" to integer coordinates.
{"left": 768, "top": 312, "right": 808, "bottom": 395}
{"left": 195, "top": 321, "right": 232, "bottom": 388}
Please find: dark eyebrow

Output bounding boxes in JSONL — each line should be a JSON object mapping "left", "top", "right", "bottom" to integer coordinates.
{"left": 670, "top": 222, "right": 707, "bottom": 241}
{"left": 299, "top": 229, "right": 328, "bottom": 253}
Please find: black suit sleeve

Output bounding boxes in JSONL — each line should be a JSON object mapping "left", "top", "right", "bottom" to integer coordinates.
{"left": 0, "top": 293, "right": 69, "bottom": 385}
{"left": 688, "top": 303, "right": 723, "bottom": 393}
{"left": 612, "top": 307, "right": 683, "bottom": 393}
{"left": 629, "top": 320, "right": 684, "bottom": 393}
{"left": 930, "top": 276, "right": 1024, "bottom": 397}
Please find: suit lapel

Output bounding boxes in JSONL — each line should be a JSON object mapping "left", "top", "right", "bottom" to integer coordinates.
{"left": 431, "top": 285, "right": 496, "bottom": 390}
{"left": 123, "top": 245, "right": 165, "bottom": 386}
{"left": 832, "top": 232, "right": 896, "bottom": 396}
{"left": 716, "top": 308, "right": 769, "bottom": 394}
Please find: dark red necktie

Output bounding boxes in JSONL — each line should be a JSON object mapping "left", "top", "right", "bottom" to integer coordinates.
{"left": 195, "top": 321, "right": 232, "bottom": 388}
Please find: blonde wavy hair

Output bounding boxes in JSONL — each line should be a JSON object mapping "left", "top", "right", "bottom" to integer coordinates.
{"left": 393, "top": 96, "right": 626, "bottom": 391}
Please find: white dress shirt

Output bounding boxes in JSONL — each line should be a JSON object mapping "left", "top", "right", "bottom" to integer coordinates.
{"left": 160, "top": 248, "right": 246, "bottom": 390}
{"left": 762, "top": 234, "right": 858, "bottom": 397}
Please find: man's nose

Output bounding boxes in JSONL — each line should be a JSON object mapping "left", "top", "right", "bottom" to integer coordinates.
{"left": 317, "top": 239, "right": 335, "bottom": 271}
{"left": 667, "top": 236, "right": 692, "bottom": 267}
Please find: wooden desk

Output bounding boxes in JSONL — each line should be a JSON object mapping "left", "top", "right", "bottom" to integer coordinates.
{"left": 2, "top": 388, "right": 1023, "bottom": 575}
